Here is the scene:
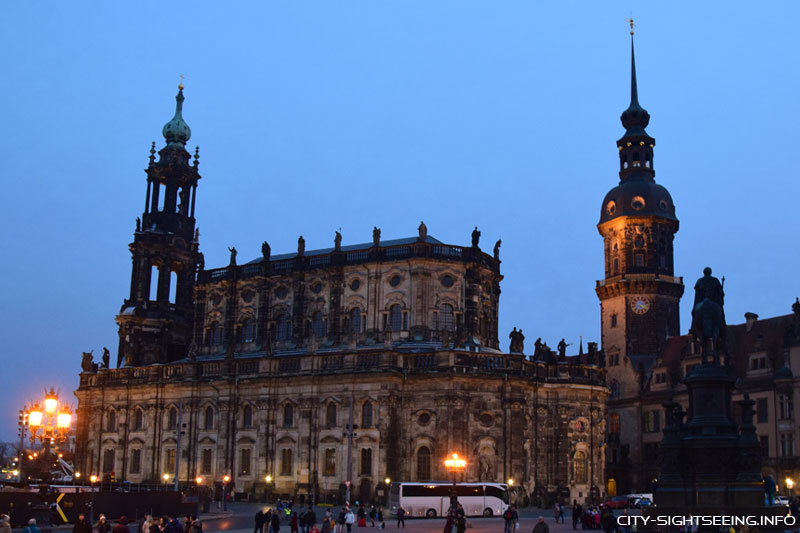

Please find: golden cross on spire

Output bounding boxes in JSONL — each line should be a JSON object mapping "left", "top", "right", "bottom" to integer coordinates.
{"left": 179, "top": 74, "right": 185, "bottom": 90}
{"left": 626, "top": 18, "right": 635, "bottom": 36}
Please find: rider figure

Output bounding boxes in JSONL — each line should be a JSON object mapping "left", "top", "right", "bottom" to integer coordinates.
{"left": 692, "top": 267, "right": 725, "bottom": 322}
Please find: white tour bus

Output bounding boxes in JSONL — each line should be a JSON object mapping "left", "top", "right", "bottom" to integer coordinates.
{"left": 389, "top": 482, "right": 510, "bottom": 518}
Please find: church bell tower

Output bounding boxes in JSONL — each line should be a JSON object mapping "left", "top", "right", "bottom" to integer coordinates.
{"left": 596, "top": 34, "right": 684, "bottom": 373}
{"left": 115, "top": 85, "right": 204, "bottom": 367}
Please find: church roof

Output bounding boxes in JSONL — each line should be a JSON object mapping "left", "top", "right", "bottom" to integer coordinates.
{"left": 244, "top": 235, "right": 444, "bottom": 264}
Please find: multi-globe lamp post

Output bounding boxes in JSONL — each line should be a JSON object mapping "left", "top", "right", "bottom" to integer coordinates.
{"left": 444, "top": 453, "right": 467, "bottom": 509}
{"left": 25, "top": 389, "right": 73, "bottom": 457}
{"left": 222, "top": 475, "right": 230, "bottom": 511}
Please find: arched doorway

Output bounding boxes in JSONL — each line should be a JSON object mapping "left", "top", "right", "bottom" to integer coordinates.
{"left": 359, "top": 478, "right": 372, "bottom": 504}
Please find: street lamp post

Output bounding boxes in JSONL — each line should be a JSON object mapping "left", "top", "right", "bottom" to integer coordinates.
{"left": 222, "top": 475, "right": 230, "bottom": 511}
{"left": 89, "top": 475, "right": 98, "bottom": 525}
{"left": 444, "top": 453, "right": 467, "bottom": 511}
{"left": 196, "top": 477, "right": 203, "bottom": 517}
{"left": 265, "top": 475, "right": 272, "bottom": 504}
{"left": 23, "top": 389, "right": 73, "bottom": 476}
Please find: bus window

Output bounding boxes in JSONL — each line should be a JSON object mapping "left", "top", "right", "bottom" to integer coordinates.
{"left": 456, "top": 485, "right": 483, "bottom": 497}
{"left": 485, "top": 485, "right": 510, "bottom": 504}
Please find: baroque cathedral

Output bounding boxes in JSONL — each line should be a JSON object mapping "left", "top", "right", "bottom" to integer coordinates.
{"left": 74, "top": 36, "right": 701, "bottom": 506}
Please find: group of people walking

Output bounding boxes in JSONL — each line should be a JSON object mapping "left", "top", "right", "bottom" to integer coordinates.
{"left": 257, "top": 503, "right": 388, "bottom": 533}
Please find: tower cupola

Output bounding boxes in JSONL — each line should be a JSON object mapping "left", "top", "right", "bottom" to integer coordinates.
{"left": 162, "top": 85, "right": 191, "bottom": 148}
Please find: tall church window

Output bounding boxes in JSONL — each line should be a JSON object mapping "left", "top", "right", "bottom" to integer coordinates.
{"left": 610, "top": 381, "right": 620, "bottom": 398}
{"left": 204, "top": 406, "right": 214, "bottom": 429}
{"left": 324, "top": 448, "right": 336, "bottom": 476}
{"left": 102, "top": 449, "right": 115, "bottom": 474}
{"left": 130, "top": 449, "right": 142, "bottom": 474}
{"left": 326, "top": 402, "right": 337, "bottom": 427}
{"left": 242, "top": 405, "right": 253, "bottom": 428}
{"left": 241, "top": 319, "right": 255, "bottom": 343}
{"left": 201, "top": 449, "right": 213, "bottom": 474}
{"left": 283, "top": 404, "right": 294, "bottom": 427}
{"left": 208, "top": 322, "right": 223, "bottom": 346}
{"left": 573, "top": 451, "right": 587, "bottom": 483}
{"left": 239, "top": 448, "right": 251, "bottom": 475}
{"left": 167, "top": 406, "right": 178, "bottom": 430}
{"left": 438, "top": 304, "right": 455, "bottom": 331}
{"left": 781, "top": 433, "right": 795, "bottom": 457}
{"left": 613, "top": 258, "right": 619, "bottom": 274}
{"left": 281, "top": 448, "right": 293, "bottom": 475}
{"left": 133, "top": 408, "right": 144, "bottom": 431}
{"left": 362, "top": 401, "right": 373, "bottom": 427}
{"left": 634, "top": 253, "right": 644, "bottom": 267}
{"left": 106, "top": 409, "right": 117, "bottom": 432}
{"left": 360, "top": 448, "right": 373, "bottom": 475}
{"left": 610, "top": 314, "right": 618, "bottom": 328}
{"left": 389, "top": 305, "right": 402, "bottom": 331}
{"left": 416, "top": 447, "right": 431, "bottom": 481}
{"left": 350, "top": 308, "right": 362, "bottom": 334}
{"left": 149, "top": 265, "right": 159, "bottom": 301}
{"left": 634, "top": 235, "right": 644, "bottom": 249}
{"left": 276, "top": 314, "right": 292, "bottom": 341}
{"left": 312, "top": 312, "right": 327, "bottom": 338}
{"left": 165, "top": 448, "right": 176, "bottom": 473}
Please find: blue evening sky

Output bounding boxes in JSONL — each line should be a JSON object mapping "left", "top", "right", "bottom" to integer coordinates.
{"left": 1, "top": 2, "right": 799, "bottom": 440}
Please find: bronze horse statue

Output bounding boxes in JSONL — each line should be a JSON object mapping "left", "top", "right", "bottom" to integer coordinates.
{"left": 691, "top": 298, "right": 725, "bottom": 364}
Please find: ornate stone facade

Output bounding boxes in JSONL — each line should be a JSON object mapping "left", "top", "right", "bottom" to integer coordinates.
{"left": 74, "top": 87, "right": 608, "bottom": 507}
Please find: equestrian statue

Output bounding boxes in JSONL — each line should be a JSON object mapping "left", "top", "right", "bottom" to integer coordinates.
{"left": 690, "top": 267, "right": 727, "bottom": 364}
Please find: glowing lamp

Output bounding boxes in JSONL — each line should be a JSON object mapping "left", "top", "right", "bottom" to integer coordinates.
{"left": 265, "top": 475, "right": 272, "bottom": 483}
{"left": 75, "top": 472, "right": 81, "bottom": 478}
{"left": 507, "top": 478, "right": 514, "bottom": 486}
{"left": 57, "top": 412, "right": 72, "bottom": 429}
{"left": 444, "top": 453, "right": 466, "bottom": 470}
{"left": 196, "top": 476, "right": 203, "bottom": 484}
{"left": 12, "top": 470, "right": 19, "bottom": 476}
{"left": 90, "top": 475, "right": 98, "bottom": 483}
{"left": 28, "top": 409, "right": 43, "bottom": 427}
{"left": 163, "top": 473, "right": 170, "bottom": 481}
{"left": 385, "top": 477, "right": 391, "bottom": 485}
{"left": 223, "top": 475, "right": 230, "bottom": 483}
{"left": 44, "top": 396, "right": 58, "bottom": 415}
{"left": 786, "top": 477, "right": 795, "bottom": 490}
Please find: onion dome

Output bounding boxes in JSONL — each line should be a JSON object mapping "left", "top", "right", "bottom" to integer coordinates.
{"left": 162, "top": 85, "right": 191, "bottom": 148}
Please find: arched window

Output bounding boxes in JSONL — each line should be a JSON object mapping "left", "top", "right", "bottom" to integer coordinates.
{"left": 167, "top": 406, "right": 178, "bottom": 430}
{"left": 243, "top": 405, "right": 253, "bottom": 428}
{"left": 389, "top": 304, "right": 402, "bottom": 331}
{"left": 312, "top": 312, "right": 326, "bottom": 338}
{"left": 351, "top": 308, "right": 362, "bottom": 334}
{"left": 281, "top": 448, "right": 293, "bottom": 475}
{"left": 324, "top": 448, "right": 336, "bottom": 476}
{"left": 634, "top": 235, "right": 645, "bottom": 249}
{"left": 283, "top": 404, "right": 294, "bottom": 427}
{"left": 204, "top": 406, "right": 214, "bottom": 429}
{"left": 360, "top": 448, "right": 373, "bottom": 475}
{"left": 362, "top": 401, "right": 373, "bottom": 427}
{"left": 610, "top": 381, "right": 620, "bottom": 399}
{"left": 107, "top": 409, "right": 117, "bottom": 431}
{"left": 326, "top": 403, "right": 337, "bottom": 427}
{"left": 133, "top": 408, "right": 144, "bottom": 431}
{"left": 208, "top": 322, "right": 223, "bottom": 346}
{"left": 573, "top": 451, "right": 587, "bottom": 483}
{"left": 416, "top": 447, "right": 431, "bottom": 481}
{"left": 276, "top": 314, "right": 292, "bottom": 341}
{"left": 241, "top": 319, "right": 255, "bottom": 343}
{"left": 438, "top": 304, "right": 455, "bottom": 332}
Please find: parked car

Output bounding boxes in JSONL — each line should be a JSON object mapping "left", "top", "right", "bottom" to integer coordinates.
{"left": 604, "top": 496, "right": 629, "bottom": 509}
{"left": 774, "top": 496, "right": 790, "bottom": 506}
{"left": 633, "top": 497, "right": 653, "bottom": 508}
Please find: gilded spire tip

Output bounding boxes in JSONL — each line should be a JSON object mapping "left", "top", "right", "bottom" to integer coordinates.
{"left": 626, "top": 18, "right": 635, "bottom": 36}
{"left": 178, "top": 74, "right": 185, "bottom": 91}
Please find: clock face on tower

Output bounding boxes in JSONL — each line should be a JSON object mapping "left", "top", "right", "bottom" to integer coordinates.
{"left": 631, "top": 296, "right": 651, "bottom": 315}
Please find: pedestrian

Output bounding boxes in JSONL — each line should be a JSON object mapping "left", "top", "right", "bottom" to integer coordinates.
{"left": 256, "top": 510, "right": 266, "bottom": 533}
{"left": 337, "top": 509, "right": 346, "bottom": 533}
{"left": 184, "top": 515, "right": 193, "bottom": 533}
{"left": 357, "top": 505, "right": 366, "bottom": 528}
{"left": 572, "top": 501, "right": 581, "bottom": 531}
{"left": 74, "top": 513, "right": 92, "bottom": 533}
{"left": 345, "top": 508, "right": 355, "bottom": 533}
{"left": 532, "top": 517, "right": 549, "bottom": 533}
{"left": 369, "top": 507, "right": 376, "bottom": 527}
{"left": 559, "top": 503, "right": 565, "bottom": 524}
{"left": 24, "top": 518, "right": 42, "bottom": 533}
{"left": 455, "top": 514, "right": 466, "bottom": 533}
{"left": 306, "top": 506, "right": 317, "bottom": 533}
{"left": 149, "top": 517, "right": 162, "bottom": 533}
{"left": 271, "top": 510, "right": 281, "bottom": 533}
{"left": 97, "top": 515, "right": 111, "bottom": 533}
{"left": 291, "top": 512, "right": 299, "bottom": 533}
{"left": 167, "top": 516, "right": 183, "bottom": 533}
{"left": 320, "top": 518, "right": 330, "bottom": 533}
{"left": 0, "top": 514, "right": 11, "bottom": 533}
{"left": 192, "top": 518, "right": 203, "bottom": 533}
{"left": 396, "top": 506, "right": 405, "bottom": 529}
{"left": 113, "top": 517, "right": 130, "bottom": 533}
{"left": 503, "top": 506, "right": 515, "bottom": 533}
{"left": 376, "top": 508, "right": 384, "bottom": 530}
